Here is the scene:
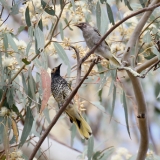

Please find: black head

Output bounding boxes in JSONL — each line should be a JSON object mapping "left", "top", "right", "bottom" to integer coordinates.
{"left": 51, "top": 64, "right": 62, "bottom": 76}
{"left": 74, "top": 22, "right": 88, "bottom": 30}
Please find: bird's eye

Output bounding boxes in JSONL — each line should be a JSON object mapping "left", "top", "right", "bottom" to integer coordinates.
{"left": 51, "top": 68, "right": 56, "bottom": 73}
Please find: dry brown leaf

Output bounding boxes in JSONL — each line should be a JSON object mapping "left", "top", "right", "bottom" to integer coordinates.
{"left": 11, "top": 118, "right": 19, "bottom": 143}
{"left": 40, "top": 69, "right": 51, "bottom": 113}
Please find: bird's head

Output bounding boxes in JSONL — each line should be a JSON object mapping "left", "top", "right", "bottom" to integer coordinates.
{"left": 74, "top": 22, "right": 89, "bottom": 31}
{"left": 51, "top": 63, "right": 62, "bottom": 76}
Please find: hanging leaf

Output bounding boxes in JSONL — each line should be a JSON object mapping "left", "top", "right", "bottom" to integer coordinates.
{"left": 19, "top": 107, "right": 34, "bottom": 147}
{"left": 70, "top": 123, "right": 76, "bottom": 147}
{"left": 124, "top": 0, "right": 133, "bottom": 10}
{"left": 152, "top": 46, "right": 160, "bottom": 60}
{"left": 11, "top": 119, "right": 19, "bottom": 143}
{"left": 41, "top": 0, "right": 55, "bottom": 15}
{"left": 122, "top": 91, "right": 131, "bottom": 138}
{"left": 43, "top": 108, "right": 51, "bottom": 123}
{"left": 106, "top": 3, "right": 115, "bottom": 25}
{"left": 91, "top": 101, "right": 105, "bottom": 112}
{"left": 96, "top": 2, "right": 101, "bottom": 31}
{"left": 59, "top": 22, "right": 64, "bottom": 40}
{"left": 11, "top": 4, "right": 19, "bottom": 15}
{"left": 6, "top": 33, "right": 18, "bottom": 52}
{"left": 17, "top": 26, "right": 26, "bottom": 34}
{"left": 110, "top": 70, "right": 117, "bottom": 121}
{"left": 60, "top": 0, "right": 65, "bottom": 9}
{"left": 54, "top": 42, "right": 71, "bottom": 74}
{"left": 35, "top": 26, "right": 45, "bottom": 51}
{"left": 25, "top": 6, "right": 31, "bottom": 27}
{"left": 88, "top": 136, "right": 94, "bottom": 160}
{"left": 40, "top": 69, "right": 51, "bottom": 113}
{"left": 70, "top": 0, "right": 75, "bottom": 11}
{"left": 143, "top": 31, "right": 151, "bottom": 44}
{"left": 38, "top": 19, "right": 43, "bottom": 31}
{"left": 139, "top": 0, "right": 145, "bottom": 8}
{"left": 25, "top": 41, "right": 32, "bottom": 56}
{"left": 3, "top": 33, "right": 8, "bottom": 51}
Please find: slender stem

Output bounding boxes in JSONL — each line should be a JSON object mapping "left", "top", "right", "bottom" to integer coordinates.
{"left": 28, "top": 58, "right": 99, "bottom": 160}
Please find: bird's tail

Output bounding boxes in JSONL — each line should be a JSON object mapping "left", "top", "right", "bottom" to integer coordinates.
{"left": 65, "top": 106, "right": 92, "bottom": 140}
{"left": 109, "top": 55, "right": 121, "bottom": 67}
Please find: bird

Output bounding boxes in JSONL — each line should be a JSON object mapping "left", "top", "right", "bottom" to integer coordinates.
{"left": 75, "top": 22, "right": 121, "bottom": 67}
{"left": 51, "top": 64, "right": 92, "bottom": 139}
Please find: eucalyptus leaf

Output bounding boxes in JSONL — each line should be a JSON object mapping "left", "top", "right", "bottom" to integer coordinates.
{"left": 11, "top": 4, "right": 19, "bottom": 15}
{"left": 70, "top": 0, "right": 75, "bottom": 11}
{"left": 25, "top": 41, "right": 32, "bottom": 56}
{"left": 41, "top": 0, "right": 55, "bottom": 15}
{"left": 54, "top": 42, "right": 71, "bottom": 74}
{"left": 0, "top": 0, "right": 10, "bottom": 9}
{"left": 88, "top": 136, "right": 94, "bottom": 160}
{"left": 38, "top": 19, "right": 43, "bottom": 31}
{"left": 19, "top": 106, "right": 34, "bottom": 147}
{"left": 124, "top": 0, "right": 133, "bottom": 10}
{"left": 106, "top": 3, "right": 115, "bottom": 25}
{"left": 139, "top": 0, "right": 145, "bottom": 8}
{"left": 143, "top": 31, "right": 151, "bottom": 44}
{"left": 7, "top": 33, "right": 18, "bottom": 52}
{"left": 35, "top": 26, "right": 45, "bottom": 51}
{"left": 152, "top": 46, "right": 160, "bottom": 60}
{"left": 123, "top": 91, "right": 131, "bottom": 138}
{"left": 96, "top": 2, "right": 101, "bottom": 31}
{"left": 3, "top": 33, "right": 8, "bottom": 51}
{"left": 70, "top": 123, "right": 76, "bottom": 147}
{"left": 59, "top": 22, "right": 64, "bottom": 40}
{"left": 43, "top": 108, "right": 51, "bottom": 124}
{"left": 25, "top": 6, "right": 31, "bottom": 27}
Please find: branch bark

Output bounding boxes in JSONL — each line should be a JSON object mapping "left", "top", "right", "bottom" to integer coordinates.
{"left": 28, "top": 58, "right": 99, "bottom": 160}
{"left": 121, "top": 0, "right": 160, "bottom": 159}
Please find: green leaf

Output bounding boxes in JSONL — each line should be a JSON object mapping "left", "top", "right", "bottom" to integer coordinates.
{"left": 28, "top": 26, "right": 34, "bottom": 37}
{"left": 106, "top": 3, "right": 115, "bottom": 25}
{"left": 124, "top": 0, "right": 133, "bottom": 10}
{"left": 3, "top": 33, "right": 8, "bottom": 51}
{"left": 91, "top": 101, "right": 105, "bottom": 112}
{"left": 38, "top": 19, "right": 43, "bottom": 31}
{"left": 70, "top": 0, "right": 75, "bottom": 11}
{"left": 35, "top": 26, "right": 45, "bottom": 51}
{"left": 21, "top": 73, "right": 28, "bottom": 93}
{"left": 22, "top": 58, "right": 31, "bottom": 65}
{"left": 43, "top": 108, "right": 51, "bottom": 124}
{"left": 19, "top": 106, "right": 33, "bottom": 147}
{"left": 152, "top": 46, "right": 160, "bottom": 60}
{"left": 139, "top": 0, "right": 145, "bottom": 8}
{"left": 25, "top": 6, "right": 31, "bottom": 27}
{"left": 59, "top": 22, "right": 64, "bottom": 40}
{"left": 96, "top": 2, "right": 101, "bottom": 31}
{"left": 143, "top": 31, "right": 151, "bottom": 44}
{"left": 12, "top": 104, "right": 24, "bottom": 120}
{"left": 11, "top": 4, "right": 19, "bottom": 15}
{"left": 54, "top": 42, "right": 71, "bottom": 74}
{"left": 88, "top": 136, "right": 94, "bottom": 160}
{"left": 25, "top": 41, "right": 32, "bottom": 56}
{"left": 0, "top": 0, "right": 10, "bottom": 10}
{"left": 110, "top": 70, "right": 117, "bottom": 121}
{"left": 70, "top": 123, "right": 76, "bottom": 147}
{"left": 7, "top": 33, "right": 18, "bottom": 52}
{"left": 17, "top": 26, "right": 26, "bottom": 34}
{"left": 41, "top": 0, "right": 55, "bottom": 15}
{"left": 100, "top": 0, "right": 106, "bottom": 3}
{"left": 60, "top": 0, "right": 65, "bottom": 9}
{"left": 123, "top": 91, "right": 131, "bottom": 138}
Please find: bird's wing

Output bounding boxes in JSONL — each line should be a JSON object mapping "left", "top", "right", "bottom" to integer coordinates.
{"left": 93, "top": 28, "right": 110, "bottom": 47}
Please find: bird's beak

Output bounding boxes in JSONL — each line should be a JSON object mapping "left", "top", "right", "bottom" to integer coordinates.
{"left": 74, "top": 24, "right": 81, "bottom": 29}
{"left": 57, "top": 63, "right": 62, "bottom": 69}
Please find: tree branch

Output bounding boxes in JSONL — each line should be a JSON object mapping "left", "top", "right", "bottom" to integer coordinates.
{"left": 28, "top": 58, "right": 99, "bottom": 160}
{"left": 121, "top": 0, "right": 160, "bottom": 159}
